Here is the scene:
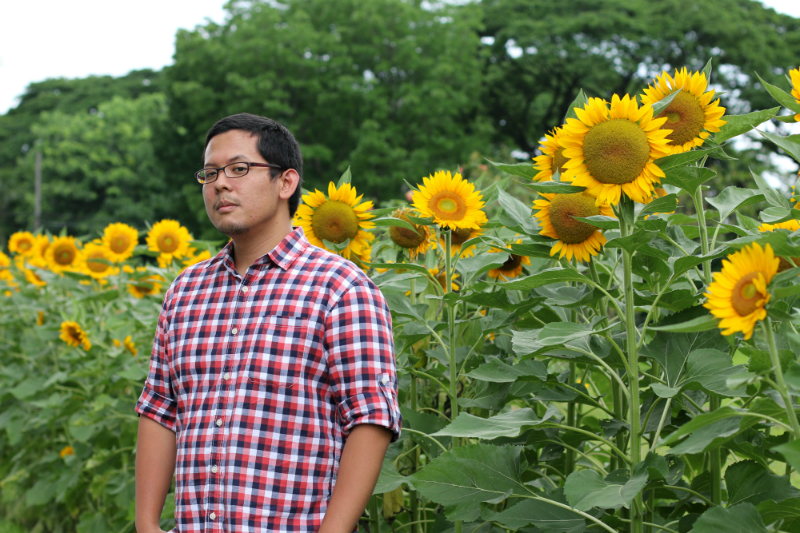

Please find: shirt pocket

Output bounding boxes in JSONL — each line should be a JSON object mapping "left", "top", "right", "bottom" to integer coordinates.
{"left": 245, "top": 314, "right": 310, "bottom": 389}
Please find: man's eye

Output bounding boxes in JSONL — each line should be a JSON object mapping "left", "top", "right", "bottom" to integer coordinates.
{"left": 204, "top": 170, "right": 218, "bottom": 178}
{"left": 231, "top": 165, "right": 248, "bottom": 173}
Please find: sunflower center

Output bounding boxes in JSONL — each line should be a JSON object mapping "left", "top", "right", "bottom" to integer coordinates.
{"left": 582, "top": 119, "right": 650, "bottom": 185}
{"left": 54, "top": 244, "right": 76, "bottom": 266}
{"left": 548, "top": 193, "right": 602, "bottom": 244}
{"left": 312, "top": 200, "right": 360, "bottom": 244}
{"left": 19, "top": 240, "right": 33, "bottom": 252}
{"left": 428, "top": 191, "right": 467, "bottom": 221}
{"left": 111, "top": 235, "right": 131, "bottom": 254}
{"left": 390, "top": 212, "right": 426, "bottom": 249}
{"left": 66, "top": 326, "right": 81, "bottom": 343}
{"left": 655, "top": 90, "right": 706, "bottom": 147}
{"left": 156, "top": 232, "right": 180, "bottom": 254}
{"left": 731, "top": 272, "right": 766, "bottom": 317}
{"left": 550, "top": 147, "right": 569, "bottom": 177}
{"left": 86, "top": 253, "right": 109, "bottom": 273}
{"left": 500, "top": 254, "right": 523, "bottom": 272}
{"left": 451, "top": 227, "right": 474, "bottom": 246}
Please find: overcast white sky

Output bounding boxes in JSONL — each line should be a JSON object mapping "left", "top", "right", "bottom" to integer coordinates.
{"left": 1, "top": 0, "right": 799, "bottom": 115}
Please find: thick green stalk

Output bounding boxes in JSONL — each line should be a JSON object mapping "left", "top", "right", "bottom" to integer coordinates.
{"left": 409, "top": 278, "right": 419, "bottom": 533}
{"left": 370, "top": 494, "right": 381, "bottom": 533}
{"left": 566, "top": 362, "right": 577, "bottom": 476}
{"left": 691, "top": 187, "right": 713, "bottom": 286}
{"left": 618, "top": 199, "right": 643, "bottom": 533}
{"left": 709, "top": 395, "right": 722, "bottom": 505}
{"left": 444, "top": 229, "right": 462, "bottom": 533}
{"left": 763, "top": 318, "right": 800, "bottom": 439}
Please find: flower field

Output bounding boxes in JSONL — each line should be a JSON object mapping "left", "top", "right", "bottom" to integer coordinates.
{"left": 3, "top": 61, "right": 800, "bottom": 533}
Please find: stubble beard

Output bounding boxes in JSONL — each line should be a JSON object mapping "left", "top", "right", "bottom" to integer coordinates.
{"left": 212, "top": 219, "right": 248, "bottom": 237}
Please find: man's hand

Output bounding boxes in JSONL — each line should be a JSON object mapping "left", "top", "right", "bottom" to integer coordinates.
{"left": 318, "top": 424, "right": 393, "bottom": 533}
{"left": 135, "top": 415, "right": 177, "bottom": 533}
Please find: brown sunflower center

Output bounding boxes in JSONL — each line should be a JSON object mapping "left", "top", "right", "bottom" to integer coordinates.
{"left": 390, "top": 212, "right": 426, "bottom": 249}
{"left": 111, "top": 234, "right": 131, "bottom": 254}
{"left": 551, "top": 147, "right": 569, "bottom": 177}
{"left": 312, "top": 200, "right": 360, "bottom": 244}
{"left": 18, "top": 239, "right": 33, "bottom": 252}
{"left": 53, "top": 244, "right": 77, "bottom": 266}
{"left": 731, "top": 271, "right": 766, "bottom": 317}
{"left": 548, "top": 193, "right": 602, "bottom": 244}
{"left": 582, "top": 119, "right": 650, "bottom": 185}
{"left": 66, "top": 325, "right": 81, "bottom": 343}
{"left": 86, "top": 253, "right": 109, "bottom": 273}
{"left": 156, "top": 232, "right": 180, "bottom": 254}
{"left": 428, "top": 191, "right": 467, "bottom": 221}
{"left": 133, "top": 279, "right": 157, "bottom": 295}
{"left": 655, "top": 90, "right": 706, "bottom": 147}
{"left": 451, "top": 227, "right": 474, "bottom": 246}
{"left": 500, "top": 254, "right": 523, "bottom": 272}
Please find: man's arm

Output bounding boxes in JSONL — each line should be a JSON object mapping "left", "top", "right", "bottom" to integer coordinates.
{"left": 318, "top": 424, "right": 393, "bottom": 533}
{"left": 135, "top": 415, "right": 177, "bottom": 533}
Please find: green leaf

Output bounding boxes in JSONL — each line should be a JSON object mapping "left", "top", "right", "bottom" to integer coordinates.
{"left": 679, "top": 348, "right": 749, "bottom": 397}
{"left": 373, "top": 458, "right": 412, "bottom": 494}
{"left": 757, "top": 498, "right": 800, "bottom": 531}
{"left": 649, "top": 315, "right": 718, "bottom": 333}
{"left": 564, "top": 468, "right": 648, "bottom": 511}
{"left": 496, "top": 188, "right": 536, "bottom": 234}
{"left": 564, "top": 89, "right": 588, "bottom": 122}
{"left": 671, "top": 247, "right": 729, "bottom": 279}
{"left": 25, "top": 479, "right": 58, "bottom": 506}
{"left": 691, "top": 503, "right": 768, "bottom": 533}
{"left": 660, "top": 166, "right": 717, "bottom": 196}
{"left": 725, "top": 460, "right": 800, "bottom": 507}
{"left": 604, "top": 228, "right": 661, "bottom": 256}
{"left": 465, "top": 359, "right": 548, "bottom": 383}
{"left": 433, "top": 407, "right": 556, "bottom": 439}
{"left": 486, "top": 159, "right": 536, "bottom": 180}
{"left": 702, "top": 57, "right": 713, "bottom": 81}
{"left": 715, "top": 108, "right": 779, "bottom": 143}
{"left": 756, "top": 72, "right": 800, "bottom": 114}
{"left": 502, "top": 267, "right": 592, "bottom": 291}
{"left": 401, "top": 407, "right": 452, "bottom": 459}
{"left": 337, "top": 166, "right": 352, "bottom": 187}
{"left": 772, "top": 440, "right": 800, "bottom": 473}
{"left": 658, "top": 406, "right": 743, "bottom": 451}
{"left": 512, "top": 322, "right": 615, "bottom": 358}
{"left": 757, "top": 130, "right": 800, "bottom": 164}
{"left": 458, "top": 252, "right": 509, "bottom": 285}
{"left": 650, "top": 89, "right": 680, "bottom": 116}
{"left": 116, "top": 366, "right": 148, "bottom": 381}
{"left": 706, "top": 187, "right": 766, "bottom": 222}
{"left": 371, "top": 216, "right": 420, "bottom": 234}
{"left": 651, "top": 383, "right": 681, "bottom": 398}
{"left": 656, "top": 147, "right": 728, "bottom": 172}
{"left": 524, "top": 181, "right": 587, "bottom": 194}
{"left": 639, "top": 194, "right": 678, "bottom": 219}
{"left": 492, "top": 498, "right": 587, "bottom": 533}
{"left": 641, "top": 326, "right": 728, "bottom": 387}
{"left": 572, "top": 215, "right": 619, "bottom": 230}
{"left": 8, "top": 377, "right": 44, "bottom": 400}
{"left": 751, "top": 169, "right": 790, "bottom": 208}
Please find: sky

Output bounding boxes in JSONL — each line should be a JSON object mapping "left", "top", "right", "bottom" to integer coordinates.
{"left": 1, "top": 0, "right": 799, "bottom": 115}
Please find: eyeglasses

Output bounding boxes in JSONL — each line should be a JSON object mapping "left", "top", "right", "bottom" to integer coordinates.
{"left": 195, "top": 162, "right": 283, "bottom": 184}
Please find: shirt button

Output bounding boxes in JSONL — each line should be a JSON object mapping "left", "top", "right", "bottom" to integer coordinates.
{"left": 223, "top": 372, "right": 230, "bottom": 381}
{"left": 381, "top": 375, "right": 390, "bottom": 385}
{"left": 211, "top": 465, "right": 218, "bottom": 473}
{"left": 209, "top": 512, "right": 216, "bottom": 521}
{"left": 216, "top": 418, "right": 223, "bottom": 427}
{"left": 231, "top": 327, "right": 238, "bottom": 335}
{"left": 241, "top": 286, "right": 249, "bottom": 294}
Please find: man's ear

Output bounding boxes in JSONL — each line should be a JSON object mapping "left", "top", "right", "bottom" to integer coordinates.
{"left": 279, "top": 169, "right": 301, "bottom": 200}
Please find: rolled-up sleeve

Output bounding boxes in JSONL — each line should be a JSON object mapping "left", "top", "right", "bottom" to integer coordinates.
{"left": 135, "top": 298, "right": 177, "bottom": 432}
{"left": 325, "top": 279, "right": 401, "bottom": 441}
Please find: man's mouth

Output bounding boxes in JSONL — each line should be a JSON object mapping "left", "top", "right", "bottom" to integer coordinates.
{"left": 216, "top": 199, "right": 239, "bottom": 212}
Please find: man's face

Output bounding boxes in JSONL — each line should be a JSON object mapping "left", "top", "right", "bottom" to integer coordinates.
{"left": 202, "top": 130, "right": 290, "bottom": 238}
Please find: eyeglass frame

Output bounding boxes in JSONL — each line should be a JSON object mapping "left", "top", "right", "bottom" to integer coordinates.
{"left": 195, "top": 162, "right": 284, "bottom": 184}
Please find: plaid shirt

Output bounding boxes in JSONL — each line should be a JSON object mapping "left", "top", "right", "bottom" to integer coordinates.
{"left": 135, "top": 226, "right": 400, "bottom": 533}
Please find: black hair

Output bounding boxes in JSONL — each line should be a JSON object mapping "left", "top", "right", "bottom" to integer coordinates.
{"left": 203, "top": 113, "right": 304, "bottom": 218}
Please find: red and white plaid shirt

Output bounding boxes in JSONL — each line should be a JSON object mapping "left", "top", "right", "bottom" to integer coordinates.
{"left": 135, "top": 226, "right": 401, "bottom": 533}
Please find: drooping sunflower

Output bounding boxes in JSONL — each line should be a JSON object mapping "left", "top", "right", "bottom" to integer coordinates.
{"left": 123, "top": 335, "right": 138, "bottom": 357}
{"left": 80, "top": 242, "right": 120, "bottom": 280}
{"left": 127, "top": 267, "right": 165, "bottom": 298}
{"left": 533, "top": 126, "right": 570, "bottom": 182}
{"left": 389, "top": 208, "right": 436, "bottom": 261}
{"left": 533, "top": 191, "right": 615, "bottom": 263}
{"left": 438, "top": 226, "right": 484, "bottom": 259}
{"left": 560, "top": 94, "right": 673, "bottom": 206}
{"left": 59, "top": 321, "right": 91, "bottom": 351}
{"left": 295, "top": 182, "right": 375, "bottom": 260}
{"left": 788, "top": 67, "right": 800, "bottom": 121}
{"left": 45, "top": 236, "right": 81, "bottom": 273}
{"left": 428, "top": 267, "right": 460, "bottom": 293}
{"left": 146, "top": 220, "right": 192, "bottom": 264}
{"left": 411, "top": 171, "right": 488, "bottom": 230}
{"left": 8, "top": 231, "right": 37, "bottom": 257}
{"left": 758, "top": 220, "right": 800, "bottom": 272}
{"left": 23, "top": 267, "right": 47, "bottom": 288}
{"left": 488, "top": 240, "right": 532, "bottom": 281}
{"left": 641, "top": 67, "right": 727, "bottom": 154}
{"left": 102, "top": 223, "right": 139, "bottom": 263}
{"left": 704, "top": 242, "right": 779, "bottom": 340}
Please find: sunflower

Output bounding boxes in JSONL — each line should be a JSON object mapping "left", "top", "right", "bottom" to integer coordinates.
{"left": 23, "top": 267, "right": 47, "bottom": 288}
{"left": 789, "top": 68, "right": 800, "bottom": 121}
{"left": 533, "top": 126, "right": 569, "bottom": 182}
{"left": 758, "top": 220, "right": 800, "bottom": 272}
{"left": 533, "top": 191, "right": 615, "bottom": 263}
{"left": 8, "top": 231, "right": 37, "bottom": 257}
{"left": 28, "top": 235, "right": 51, "bottom": 269}
{"left": 488, "top": 240, "right": 532, "bottom": 281}
{"left": 59, "top": 321, "right": 91, "bottom": 351}
{"left": 60, "top": 446, "right": 75, "bottom": 459}
{"left": 0, "top": 252, "right": 13, "bottom": 284}
{"left": 80, "top": 242, "right": 120, "bottom": 280}
{"left": 704, "top": 243, "right": 779, "bottom": 340}
{"left": 127, "top": 267, "right": 165, "bottom": 298}
{"left": 179, "top": 249, "right": 213, "bottom": 274}
{"left": 641, "top": 68, "right": 727, "bottom": 154}
{"left": 429, "top": 267, "right": 459, "bottom": 293}
{"left": 45, "top": 236, "right": 81, "bottom": 273}
{"left": 146, "top": 220, "right": 192, "bottom": 264}
{"left": 123, "top": 335, "right": 138, "bottom": 357}
{"left": 560, "top": 94, "right": 673, "bottom": 206}
{"left": 389, "top": 208, "right": 435, "bottom": 261}
{"left": 102, "top": 223, "right": 139, "bottom": 263}
{"left": 411, "top": 171, "right": 488, "bottom": 230}
{"left": 438, "top": 226, "right": 484, "bottom": 259}
{"left": 295, "top": 182, "right": 375, "bottom": 260}
{"left": 37, "top": 311, "right": 45, "bottom": 326}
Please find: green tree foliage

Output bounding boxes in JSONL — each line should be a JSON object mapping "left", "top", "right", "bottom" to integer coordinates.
{"left": 155, "top": 0, "right": 492, "bottom": 238}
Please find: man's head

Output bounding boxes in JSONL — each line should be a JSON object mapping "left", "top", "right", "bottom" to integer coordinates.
{"left": 202, "top": 114, "right": 303, "bottom": 238}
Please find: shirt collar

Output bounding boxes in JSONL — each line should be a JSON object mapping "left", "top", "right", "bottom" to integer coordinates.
{"left": 206, "top": 226, "right": 309, "bottom": 272}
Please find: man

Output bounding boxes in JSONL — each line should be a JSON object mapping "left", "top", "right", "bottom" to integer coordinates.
{"left": 135, "top": 113, "right": 400, "bottom": 533}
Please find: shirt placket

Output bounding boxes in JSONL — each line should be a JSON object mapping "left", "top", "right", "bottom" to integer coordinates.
{"left": 206, "top": 269, "right": 254, "bottom": 530}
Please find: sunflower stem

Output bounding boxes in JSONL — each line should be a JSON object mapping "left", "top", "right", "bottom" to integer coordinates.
{"left": 444, "top": 228, "right": 462, "bottom": 533}
{"left": 618, "top": 197, "right": 643, "bottom": 533}
{"left": 709, "top": 395, "right": 722, "bottom": 505}
{"left": 763, "top": 317, "right": 800, "bottom": 439}
{"left": 691, "top": 187, "right": 713, "bottom": 286}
